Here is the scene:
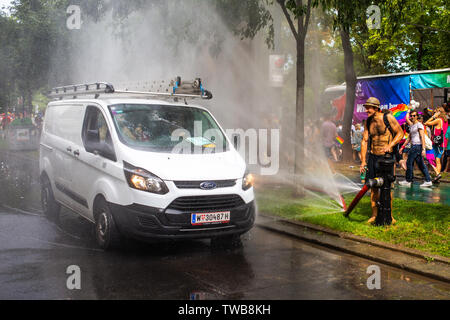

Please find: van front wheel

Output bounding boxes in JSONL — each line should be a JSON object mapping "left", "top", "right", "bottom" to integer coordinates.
{"left": 95, "top": 198, "right": 122, "bottom": 250}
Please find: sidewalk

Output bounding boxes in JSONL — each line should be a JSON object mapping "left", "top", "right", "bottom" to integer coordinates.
{"left": 256, "top": 213, "right": 450, "bottom": 283}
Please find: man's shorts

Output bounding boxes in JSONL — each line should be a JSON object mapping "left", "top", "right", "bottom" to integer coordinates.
{"left": 367, "top": 153, "right": 394, "bottom": 180}
{"left": 433, "top": 145, "right": 444, "bottom": 159}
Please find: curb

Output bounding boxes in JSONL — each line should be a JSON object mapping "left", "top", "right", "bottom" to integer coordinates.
{"left": 256, "top": 213, "right": 450, "bottom": 283}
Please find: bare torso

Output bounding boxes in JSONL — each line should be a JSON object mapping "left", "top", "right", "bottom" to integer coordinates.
{"left": 369, "top": 113, "right": 393, "bottom": 155}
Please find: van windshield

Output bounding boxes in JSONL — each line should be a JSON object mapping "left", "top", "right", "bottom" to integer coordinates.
{"left": 109, "top": 104, "right": 228, "bottom": 153}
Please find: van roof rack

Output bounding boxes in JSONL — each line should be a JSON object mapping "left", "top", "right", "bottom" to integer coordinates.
{"left": 48, "top": 76, "right": 213, "bottom": 101}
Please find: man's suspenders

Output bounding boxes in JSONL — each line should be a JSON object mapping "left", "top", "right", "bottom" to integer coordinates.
{"left": 367, "top": 113, "right": 395, "bottom": 151}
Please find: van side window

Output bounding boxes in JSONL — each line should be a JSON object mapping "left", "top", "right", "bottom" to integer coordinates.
{"left": 82, "top": 106, "right": 116, "bottom": 162}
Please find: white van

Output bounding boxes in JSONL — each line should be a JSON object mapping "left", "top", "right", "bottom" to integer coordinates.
{"left": 39, "top": 79, "right": 255, "bottom": 249}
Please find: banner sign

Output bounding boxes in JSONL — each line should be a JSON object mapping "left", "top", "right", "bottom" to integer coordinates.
{"left": 353, "top": 75, "right": 410, "bottom": 123}
{"left": 410, "top": 72, "right": 450, "bottom": 90}
{"left": 329, "top": 69, "right": 450, "bottom": 124}
{"left": 269, "top": 55, "right": 285, "bottom": 87}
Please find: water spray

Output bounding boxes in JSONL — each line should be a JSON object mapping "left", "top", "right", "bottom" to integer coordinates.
{"left": 339, "top": 194, "right": 347, "bottom": 212}
{"left": 344, "top": 155, "right": 396, "bottom": 226}
{"left": 303, "top": 184, "right": 347, "bottom": 211}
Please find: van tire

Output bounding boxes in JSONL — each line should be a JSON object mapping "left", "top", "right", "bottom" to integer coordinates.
{"left": 94, "top": 198, "right": 122, "bottom": 250}
{"left": 40, "top": 175, "right": 60, "bottom": 222}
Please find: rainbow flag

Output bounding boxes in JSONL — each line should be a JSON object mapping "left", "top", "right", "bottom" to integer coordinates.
{"left": 390, "top": 103, "right": 409, "bottom": 124}
{"left": 336, "top": 136, "right": 344, "bottom": 145}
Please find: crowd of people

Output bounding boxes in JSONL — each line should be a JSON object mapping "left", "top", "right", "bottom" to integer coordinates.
{"left": 316, "top": 97, "right": 449, "bottom": 225}
{"left": 316, "top": 101, "right": 450, "bottom": 187}
{"left": 0, "top": 111, "right": 43, "bottom": 138}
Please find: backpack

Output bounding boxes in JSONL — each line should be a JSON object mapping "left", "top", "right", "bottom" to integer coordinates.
{"left": 432, "top": 119, "right": 447, "bottom": 147}
{"left": 366, "top": 113, "right": 396, "bottom": 151}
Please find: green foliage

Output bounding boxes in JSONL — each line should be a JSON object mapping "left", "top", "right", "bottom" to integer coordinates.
{"left": 320, "top": 0, "right": 371, "bottom": 32}
{"left": 32, "top": 90, "right": 50, "bottom": 112}
{"left": 285, "top": 0, "right": 319, "bottom": 18}
{"left": 0, "top": 0, "right": 276, "bottom": 111}
{"left": 0, "top": 0, "right": 70, "bottom": 112}
{"left": 365, "top": 0, "right": 449, "bottom": 72}
{"left": 0, "top": 13, "right": 18, "bottom": 111}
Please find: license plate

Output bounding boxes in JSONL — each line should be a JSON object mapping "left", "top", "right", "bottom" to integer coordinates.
{"left": 191, "top": 211, "right": 230, "bottom": 225}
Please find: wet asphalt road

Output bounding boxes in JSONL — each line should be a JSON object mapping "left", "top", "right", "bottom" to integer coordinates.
{"left": 0, "top": 149, "right": 449, "bottom": 300}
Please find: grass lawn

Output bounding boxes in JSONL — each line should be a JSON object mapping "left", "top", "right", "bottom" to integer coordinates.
{"left": 256, "top": 185, "right": 450, "bottom": 258}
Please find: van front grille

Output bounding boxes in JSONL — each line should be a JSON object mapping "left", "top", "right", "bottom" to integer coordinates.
{"left": 173, "top": 180, "right": 236, "bottom": 189}
{"left": 167, "top": 194, "right": 245, "bottom": 212}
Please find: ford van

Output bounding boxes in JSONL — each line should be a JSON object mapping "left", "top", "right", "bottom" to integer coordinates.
{"left": 39, "top": 79, "right": 255, "bottom": 249}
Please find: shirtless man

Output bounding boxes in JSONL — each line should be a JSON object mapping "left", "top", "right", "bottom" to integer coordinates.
{"left": 360, "top": 97, "right": 404, "bottom": 224}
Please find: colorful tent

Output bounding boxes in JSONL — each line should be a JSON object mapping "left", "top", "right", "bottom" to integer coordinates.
{"left": 326, "top": 68, "right": 450, "bottom": 124}
{"left": 353, "top": 69, "right": 450, "bottom": 123}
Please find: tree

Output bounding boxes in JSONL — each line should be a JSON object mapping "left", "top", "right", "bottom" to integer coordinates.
{"left": 0, "top": 13, "right": 18, "bottom": 111}
{"left": 276, "top": 0, "right": 318, "bottom": 195}
{"left": 364, "top": 0, "right": 450, "bottom": 72}
{"left": 320, "top": 0, "right": 372, "bottom": 161}
{"left": 9, "top": 0, "right": 69, "bottom": 113}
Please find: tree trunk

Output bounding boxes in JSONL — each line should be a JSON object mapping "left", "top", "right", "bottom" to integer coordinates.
{"left": 26, "top": 88, "right": 33, "bottom": 115}
{"left": 417, "top": 29, "right": 424, "bottom": 70}
{"left": 277, "top": 0, "right": 311, "bottom": 196}
{"left": 340, "top": 28, "right": 356, "bottom": 162}
{"left": 294, "top": 17, "right": 305, "bottom": 196}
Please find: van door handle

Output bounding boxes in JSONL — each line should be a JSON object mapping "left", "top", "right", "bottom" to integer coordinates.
{"left": 73, "top": 149, "right": 80, "bottom": 157}
{"left": 66, "top": 146, "right": 72, "bottom": 153}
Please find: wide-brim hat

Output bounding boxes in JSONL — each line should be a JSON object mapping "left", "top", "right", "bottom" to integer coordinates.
{"left": 363, "top": 97, "right": 381, "bottom": 109}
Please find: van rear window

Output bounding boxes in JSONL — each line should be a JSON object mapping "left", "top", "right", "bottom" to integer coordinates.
{"left": 108, "top": 104, "right": 228, "bottom": 153}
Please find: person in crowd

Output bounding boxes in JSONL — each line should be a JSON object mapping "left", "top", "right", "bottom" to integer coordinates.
{"left": 424, "top": 107, "right": 448, "bottom": 182}
{"left": 336, "top": 121, "right": 343, "bottom": 136}
{"left": 351, "top": 123, "right": 363, "bottom": 163}
{"left": 422, "top": 107, "right": 433, "bottom": 123}
{"left": 321, "top": 114, "right": 338, "bottom": 168}
{"left": 440, "top": 103, "right": 450, "bottom": 173}
{"left": 34, "top": 113, "right": 43, "bottom": 133}
{"left": 398, "top": 123, "right": 410, "bottom": 171}
{"left": 134, "top": 124, "right": 150, "bottom": 142}
{"left": 305, "top": 119, "right": 315, "bottom": 145}
{"left": 10, "top": 112, "right": 32, "bottom": 126}
{"left": 442, "top": 126, "right": 450, "bottom": 173}
{"left": 398, "top": 110, "right": 432, "bottom": 187}
{"left": 360, "top": 97, "right": 403, "bottom": 224}
{"left": 442, "top": 102, "right": 450, "bottom": 172}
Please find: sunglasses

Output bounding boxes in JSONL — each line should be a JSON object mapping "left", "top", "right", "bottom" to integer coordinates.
{"left": 411, "top": 114, "right": 418, "bottom": 117}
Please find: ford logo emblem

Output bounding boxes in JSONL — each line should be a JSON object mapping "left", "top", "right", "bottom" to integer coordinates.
{"left": 200, "top": 181, "right": 217, "bottom": 190}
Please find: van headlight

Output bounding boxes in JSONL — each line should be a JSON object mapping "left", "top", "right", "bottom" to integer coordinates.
{"left": 124, "top": 162, "right": 169, "bottom": 194}
{"left": 242, "top": 171, "right": 254, "bottom": 191}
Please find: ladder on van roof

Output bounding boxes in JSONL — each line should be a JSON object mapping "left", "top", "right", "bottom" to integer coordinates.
{"left": 47, "top": 77, "right": 213, "bottom": 101}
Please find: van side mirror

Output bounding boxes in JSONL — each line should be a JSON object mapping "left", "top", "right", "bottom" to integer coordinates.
{"left": 89, "top": 141, "right": 116, "bottom": 162}
{"left": 98, "top": 141, "right": 116, "bottom": 161}
{"left": 85, "top": 130, "right": 116, "bottom": 162}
